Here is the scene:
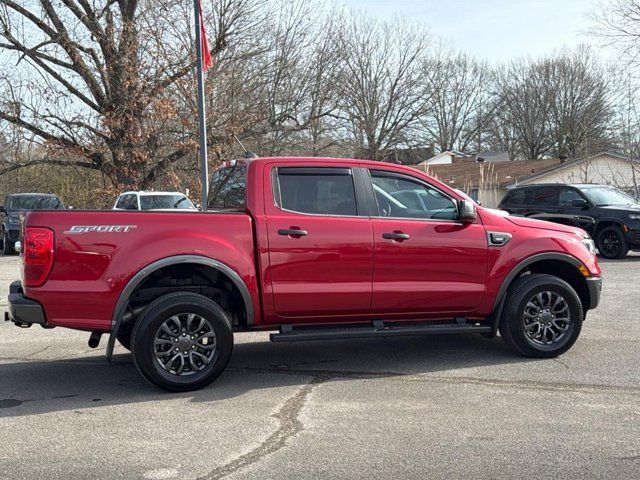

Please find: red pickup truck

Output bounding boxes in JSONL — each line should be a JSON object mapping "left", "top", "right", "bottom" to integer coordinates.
{"left": 6, "top": 157, "right": 602, "bottom": 391}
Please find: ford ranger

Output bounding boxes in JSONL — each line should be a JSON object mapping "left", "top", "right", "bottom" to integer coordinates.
{"left": 5, "top": 157, "right": 602, "bottom": 391}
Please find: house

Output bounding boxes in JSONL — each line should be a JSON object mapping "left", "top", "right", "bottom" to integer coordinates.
{"left": 412, "top": 152, "right": 640, "bottom": 208}
{"left": 419, "top": 150, "right": 510, "bottom": 165}
{"left": 418, "top": 150, "right": 470, "bottom": 165}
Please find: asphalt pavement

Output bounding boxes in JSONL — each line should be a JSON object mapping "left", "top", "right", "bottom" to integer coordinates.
{"left": 0, "top": 253, "right": 638, "bottom": 479}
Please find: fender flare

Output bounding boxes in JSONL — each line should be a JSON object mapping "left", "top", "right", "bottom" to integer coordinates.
{"left": 105, "top": 254, "right": 255, "bottom": 360}
{"left": 593, "top": 218, "right": 626, "bottom": 236}
{"left": 488, "top": 252, "right": 584, "bottom": 336}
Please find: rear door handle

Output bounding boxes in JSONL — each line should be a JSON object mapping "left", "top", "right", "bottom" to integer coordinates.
{"left": 382, "top": 232, "right": 410, "bottom": 241}
{"left": 278, "top": 228, "right": 308, "bottom": 237}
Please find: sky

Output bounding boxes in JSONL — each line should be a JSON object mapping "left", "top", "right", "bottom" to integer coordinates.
{"left": 345, "top": 0, "right": 600, "bottom": 62}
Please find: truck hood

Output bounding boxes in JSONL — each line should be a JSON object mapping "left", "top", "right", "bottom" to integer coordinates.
{"left": 506, "top": 216, "right": 583, "bottom": 236}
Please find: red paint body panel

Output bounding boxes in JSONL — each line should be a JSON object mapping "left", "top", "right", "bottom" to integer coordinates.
{"left": 23, "top": 211, "right": 258, "bottom": 331}
{"left": 19, "top": 157, "right": 601, "bottom": 333}
{"left": 371, "top": 218, "right": 488, "bottom": 315}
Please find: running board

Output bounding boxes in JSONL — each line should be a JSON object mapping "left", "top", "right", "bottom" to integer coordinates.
{"left": 270, "top": 320, "right": 491, "bottom": 343}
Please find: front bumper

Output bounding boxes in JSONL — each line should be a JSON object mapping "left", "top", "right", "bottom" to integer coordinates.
{"left": 4, "top": 281, "right": 46, "bottom": 326}
{"left": 586, "top": 276, "right": 602, "bottom": 310}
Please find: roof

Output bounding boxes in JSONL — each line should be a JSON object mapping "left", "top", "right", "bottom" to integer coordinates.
{"left": 119, "top": 191, "right": 186, "bottom": 196}
{"left": 511, "top": 151, "right": 640, "bottom": 186}
{"left": 411, "top": 151, "right": 640, "bottom": 189}
{"left": 6, "top": 192, "right": 59, "bottom": 197}
{"left": 411, "top": 158, "right": 564, "bottom": 189}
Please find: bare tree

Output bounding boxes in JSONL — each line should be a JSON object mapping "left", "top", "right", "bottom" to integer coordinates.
{"left": 0, "top": 0, "right": 261, "bottom": 188}
{"left": 494, "top": 58, "right": 555, "bottom": 160}
{"left": 547, "top": 47, "right": 614, "bottom": 159}
{"left": 337, "top": 14, "right": 431, "bottom": 160}
{"left": 420, "top": 45, "right": 493, "bottom": 153}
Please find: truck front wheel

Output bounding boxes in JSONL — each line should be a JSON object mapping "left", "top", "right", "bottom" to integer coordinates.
{"left": 499, "top": 273, "right": 583, "bottom": 358}
{"left": 131, "top": 292, "right": 233, "bottom": 392}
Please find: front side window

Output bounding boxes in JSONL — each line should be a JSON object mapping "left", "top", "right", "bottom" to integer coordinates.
{"left": 558, "top": 188, "right": 583, "bottom": 207}
{"left": 370, "top": 171, "right": 458, "bottom": 220}
{"left": 275, "top": 168, "right": 358, "bottom": 216}
{"left": 115, "top": 195, "right": 128, "bottom": 209}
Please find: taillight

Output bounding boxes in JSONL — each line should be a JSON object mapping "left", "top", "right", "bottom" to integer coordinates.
{"left": 23, "top": 227, "right": 55, "bottom": 287}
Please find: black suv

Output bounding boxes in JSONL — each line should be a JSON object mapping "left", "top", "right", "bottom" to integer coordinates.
{"left": 1, "top": 193, "right": 65, "bottom": 255}
{"left": 498, "top": 184, "right": 640, "bottom": 259}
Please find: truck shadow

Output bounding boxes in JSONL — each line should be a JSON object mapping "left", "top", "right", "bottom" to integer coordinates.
{"left": 0, "top": 334, "right": 534, "bottom": 418}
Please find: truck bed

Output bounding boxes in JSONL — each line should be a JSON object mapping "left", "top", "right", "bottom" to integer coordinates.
{"left": 22, "top": 210, "right": 257, "bottom": 331}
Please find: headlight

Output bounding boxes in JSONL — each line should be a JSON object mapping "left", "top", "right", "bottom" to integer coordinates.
{"left": 581, "top": 236, "right": 597, "bottom": 255}
{"left": 629, "top": 214, "right": 640, "bottom": 220}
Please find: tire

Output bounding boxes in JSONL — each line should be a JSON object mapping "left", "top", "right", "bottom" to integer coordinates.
{"left": 131, "top": 292, "right": 233, "bottom": 392}
{"left": 499, "top": 273, "right": 583, "bottom": 358}
{"left": 116, "top": 322, "right": 133, "bottom": 351}
{"left": 596, "top": 226, "right": 628, "bottom": 259}
{"left": 3, "top": 235, "right": 14, "bottom": 255}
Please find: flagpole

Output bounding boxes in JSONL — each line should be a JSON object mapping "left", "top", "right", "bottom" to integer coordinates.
{"left": 194, "top": 0, "right": 208, "bottom": 212}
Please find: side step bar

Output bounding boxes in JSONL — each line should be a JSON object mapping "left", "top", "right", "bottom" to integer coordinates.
{"left": 270, "top": 320, "right": 491, "bottom": 343}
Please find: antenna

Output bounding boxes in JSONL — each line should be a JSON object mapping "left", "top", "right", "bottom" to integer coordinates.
{"left": 233, "top": 134, "right": 248, "bottom": 154}
{"left": 233, "top": 135, "right": 258, "bottom": 159}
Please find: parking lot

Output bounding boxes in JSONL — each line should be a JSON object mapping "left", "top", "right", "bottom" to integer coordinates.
{"left": 0, "top": 253, "right": 639, "bottom": 480}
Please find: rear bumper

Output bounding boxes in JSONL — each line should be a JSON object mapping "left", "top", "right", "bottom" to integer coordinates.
{"left": 4, "top": 281, "right": 46, "bottom": 326}
{"left": 586, "top": 276, "right": 602, "bottom": 310}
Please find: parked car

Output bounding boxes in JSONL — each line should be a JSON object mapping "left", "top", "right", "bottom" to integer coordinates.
{"left": 113, "top": 191, "right": 196, "bottom": 211}
{"left": 6, "top": 157, "right": 601, "bottom": 391}
{"left": 498, "top": 183, "right": 640, "bottom": 259}
{"left": 0, "top": 193, "right": 65, "bottom": 255}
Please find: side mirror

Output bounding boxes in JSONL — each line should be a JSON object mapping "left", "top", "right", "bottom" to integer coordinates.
{"left": 571, "top": 199, "right": 588, "bottom": 208}
{"left": 459, "top": 200, "right": 477, "bottom": 223}
{"left": 0, "top": 206, "right": 5, "bottom": 213}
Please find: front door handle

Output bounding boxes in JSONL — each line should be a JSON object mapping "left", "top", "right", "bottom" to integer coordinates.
{"left": 382, "top": 231, "right": 410, "bottom": 241}
{"left": 278, "top": 228, "right": 308, "bottom": 237}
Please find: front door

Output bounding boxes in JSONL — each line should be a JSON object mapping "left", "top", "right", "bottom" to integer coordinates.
{"left": 265, "top": 166, "right": 373, "bottom": 320}
{"left": 367, "top": 169, "right": 489, "bottom": 315}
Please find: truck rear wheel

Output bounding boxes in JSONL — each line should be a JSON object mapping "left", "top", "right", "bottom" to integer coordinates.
{"left": 499, "top": 273, "right": 583, "bottom": 358}
{"left": 131, "top": 292, "right": 233, "bottom": 392}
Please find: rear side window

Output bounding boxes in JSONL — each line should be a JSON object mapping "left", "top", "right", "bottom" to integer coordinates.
{"left": 208, "top": 165, "right": 247, "bottom": 210}
{"left": 531, "top": 187, "right": 558, "bottom": 206}
{"left": 275, "top": 168, "right": 358, "bottom": 216}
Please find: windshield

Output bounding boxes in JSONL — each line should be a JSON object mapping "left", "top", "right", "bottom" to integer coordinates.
{"left": 6, "top": 195, "right": 63, "bottom": 211}
{"left": 139, "top": 195, "right": 194, "bottom": 210}
{"left": 581, "top": 187, "right": 638, "bottom": 206}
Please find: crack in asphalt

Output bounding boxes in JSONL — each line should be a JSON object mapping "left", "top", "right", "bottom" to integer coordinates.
{"left": 231, "top": 365, "right": 640, "bottom": 396}
{"left": 195, "top": 365, "right": 640, "bottom": 479}
{"left": 198, "top": 374, "right": 329, "bottom": 480}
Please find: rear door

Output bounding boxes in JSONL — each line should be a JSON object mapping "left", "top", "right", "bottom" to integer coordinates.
{"left": 264, "top": 165, "right": 374, "bottom": 321}
{"left": 367, "top": 169, "right": 489, "bottom": 315}
{"left": 523, "top": 186, "right": 560, "bottom": 216}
